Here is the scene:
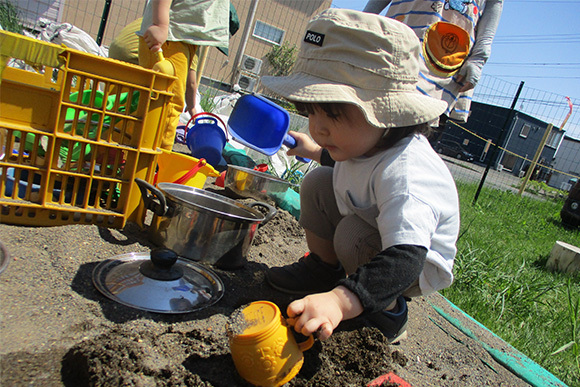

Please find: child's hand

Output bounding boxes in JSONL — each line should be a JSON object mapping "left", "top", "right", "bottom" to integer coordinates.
{"left": 455, "top": 74, "right": 475, "bottom": 92}
{"left": 146, "top": 0, "right": 171, "bottom": 51}
{"left": 143, "top": 24, "right": 169, "bottom": 51}
{"left": 286, "top": 131, "right": 322, "bottom": 163}
{"left": 455, "top": 61, "right": 478, "bottom": 92}
{"left": 286, "top": 286, "right": 363, "bottom": 340}
{"left": 287, "top": 292, "right": 342, "bottom": 340}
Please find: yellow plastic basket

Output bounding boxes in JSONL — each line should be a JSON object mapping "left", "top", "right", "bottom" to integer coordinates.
{"left": 0, "top": 31, "right": 176, "bottom": 228}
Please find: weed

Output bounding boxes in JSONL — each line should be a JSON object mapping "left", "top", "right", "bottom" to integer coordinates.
{"left": 262, "top": 154, "right": 315, "bottom": 193}
{"left": 550, "top": 279, "right": 579, "bottom": 372}
{"left": 518, "top": 179, "right": 569, "bottom": 202}
{"left": 199, "top": 87, "right": 220, "bottom": 113}
{"left": 264, "top": 41, "right": 298, "bottom": 77}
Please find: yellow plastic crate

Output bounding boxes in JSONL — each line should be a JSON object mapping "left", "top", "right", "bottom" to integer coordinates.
{"left": 0, "top": 30, "right": 176, "bottom": 228}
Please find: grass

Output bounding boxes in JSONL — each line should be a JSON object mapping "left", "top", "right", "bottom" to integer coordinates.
{"left": 198, "top": 86, "right": 221, "bottom": 114}
{"left": 442, "top": 181, "right": 580, "bottom": 386}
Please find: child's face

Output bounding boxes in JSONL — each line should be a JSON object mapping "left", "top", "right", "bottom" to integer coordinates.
{"left": 307, "top": 104, "right": 384, "bottom": 162}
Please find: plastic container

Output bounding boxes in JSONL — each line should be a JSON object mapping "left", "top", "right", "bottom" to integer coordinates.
{"left": 185, "top": 112, "right": 228, "bottom": 167}
{"left": 0, "top": 30, "right": 176, "bottom": 228}
{"left": 226, "top": 301, "right": 314, "bottom": 387}
{"left": 3, "top": 168, "right": 45, "bottom": 199}
{"left": 155, "top": 149, "right": 220, "bottom": 188}
{"left": 0, "top": 167, "right": 84, "bottom": 202}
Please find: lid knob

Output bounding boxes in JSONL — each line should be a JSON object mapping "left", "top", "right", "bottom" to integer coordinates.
{"left": 139, "top": 248, "right": 184, "bottom": 281}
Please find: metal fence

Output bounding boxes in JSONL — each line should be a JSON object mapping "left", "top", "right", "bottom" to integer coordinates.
{"left": 441, "top": 74, "right": 579, "bottom": 204}
{"left": 6, "top": 0, "right": 579, "bottom": 204}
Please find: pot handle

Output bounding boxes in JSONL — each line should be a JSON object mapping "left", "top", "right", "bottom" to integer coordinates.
{"left": 248, "top": 202, "right": 277, "bottom": 226}
{"left": 135, "top": 178, "right": 168, "bottom": 216}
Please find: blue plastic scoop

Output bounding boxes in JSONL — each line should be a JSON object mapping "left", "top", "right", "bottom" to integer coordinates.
{"left": 227, "top": 94, "right": 309, "bottom": 162}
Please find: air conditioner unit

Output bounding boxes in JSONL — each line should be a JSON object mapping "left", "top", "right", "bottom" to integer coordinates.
{"left": 236, "top": 73, "right": 258, "bottom": 92}
{"left": 240, "top": 54, "right": 263, "bottom": 75}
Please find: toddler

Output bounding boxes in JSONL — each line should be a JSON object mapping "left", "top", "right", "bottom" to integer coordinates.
{"left": 261, "top": 8, "right": 460, "bottom": 343}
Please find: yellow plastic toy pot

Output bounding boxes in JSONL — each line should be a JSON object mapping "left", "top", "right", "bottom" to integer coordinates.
{"left": 155, "top": 149, "right": 219, "bottom": 188}
{"left": 226, "top": 301, "right": 314, "bottom": 387}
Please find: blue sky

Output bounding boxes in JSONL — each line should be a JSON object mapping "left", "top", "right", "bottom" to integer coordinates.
{"left": 330, "top": 0, "right": 580, "bottom": 138}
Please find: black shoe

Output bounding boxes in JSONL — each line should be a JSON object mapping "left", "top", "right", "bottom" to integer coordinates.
{"left": 366, "top": 296, "right": 408, "bottom": 343}
{"left": 266, "top": 252, "right": 346, "bottom": 295}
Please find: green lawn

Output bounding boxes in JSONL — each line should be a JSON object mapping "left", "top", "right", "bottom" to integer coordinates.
{"left": 442, "top": 181, "right": 580, "bottom": 386}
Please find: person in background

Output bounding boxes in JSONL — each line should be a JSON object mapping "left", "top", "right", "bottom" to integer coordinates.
{"left": 137, "top": 0, "right": 230, "bottom": 150}
{"left": 109, "top": 18, "right": 200, "bottom": 118}
{"left": 364, "top": 0, "right": 503, "bottom": 138}
{"left": 109, "top": 4, "right": 239, "bottom": 142}
{"left": 261, "top": 9, "right": 460, "bottom": 343}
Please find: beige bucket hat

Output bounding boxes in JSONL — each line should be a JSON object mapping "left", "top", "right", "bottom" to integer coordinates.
{"left": 261, "top": 8, "right": 447, "bottom": 128}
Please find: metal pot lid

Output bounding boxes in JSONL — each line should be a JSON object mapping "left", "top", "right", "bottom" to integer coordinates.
{"left": 92, "top": 248, "right": 224, "bottom": 314}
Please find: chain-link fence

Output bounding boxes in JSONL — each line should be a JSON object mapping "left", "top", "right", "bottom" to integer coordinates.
{"left": 5, "top": 0, "right": 579, "bottom": 206}
{"left": 437, "top": 74, "right": 579, "bottom": 204}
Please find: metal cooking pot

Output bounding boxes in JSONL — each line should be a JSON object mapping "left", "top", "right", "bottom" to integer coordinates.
{"left": 224, "top": 165, "right": 295, "bottom": 202}
{"left": 135, "top": 179, "right": 277, "bottom": 270}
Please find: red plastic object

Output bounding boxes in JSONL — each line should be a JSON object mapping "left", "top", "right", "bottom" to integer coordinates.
{"left": 367, "top": 372, "right": 412, "bottom": 387}
{"left": 215, "top": 171, "right": 226, "bottom": 187}
{"left": 254, "top": 164, "right": 268, "bottom": 172}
